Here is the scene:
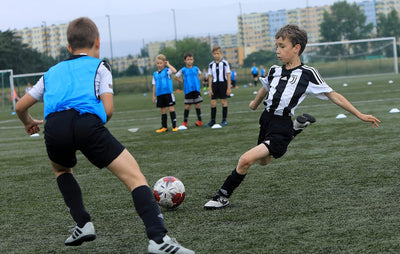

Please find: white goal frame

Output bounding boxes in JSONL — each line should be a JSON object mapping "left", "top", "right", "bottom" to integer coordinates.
{"left": 0, "top": 70, "right": 45, "bottom": 111}
{"left": 0, "top": 69, "right": 15, "bottom": 110}
{"left": 306, "top": 37, "right": 398, "bottom": 76}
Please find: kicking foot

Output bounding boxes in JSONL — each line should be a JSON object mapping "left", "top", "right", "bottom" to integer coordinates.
{"left": 148, "top": 235, "right": 195, "bottom": 254}
{"left": 65, "top": 222, "right": 96, "bottom": 246}
{"left": 294, "top": 113, "right": 316, "bottom": 130}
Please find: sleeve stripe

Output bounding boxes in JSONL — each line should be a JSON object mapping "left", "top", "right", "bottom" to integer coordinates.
{"left": 302, "top": 65, "right": 324, "bottom": 84}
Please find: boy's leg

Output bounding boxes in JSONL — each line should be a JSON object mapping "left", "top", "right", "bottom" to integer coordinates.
{"left": 204, "top": 144, "right": 270, "bottom": 210}
{"left": 221, "top": 99, "right": 228, "bottom": 126}
{"left": 205, "top": 100, "right": 217, "bottom": 127}
{"left": 156, "top": 108, "right": 168, "bottom": 133}
{"left": 53, "top": 163, "right": 95, "bottom": 246}
{"left": 107, "top": 149, "right": 194, "bottom": 253}
{"left": 195, "top": 104, "right": 202, "bottom": 126}
{"left": 183, "top": 106, "right": 190, "bottom": 125}
{"left": 168, "top": 106, "right": 177, "bottom": 130}
{"left": 107, "top": 149, "right": 166, "bottom": 241}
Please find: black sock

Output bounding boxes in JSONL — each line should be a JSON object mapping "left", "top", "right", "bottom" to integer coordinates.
{"left": 132, "top": 185, "right": 167, "bottom": 243}
{"left": 56, "top": 173, "right": 91, "bottom": 228}
{"left": 196, "top": 108, "right": 202, "bottom": 121}
{"left": 222, "top": 106, "right": 228, "bottom": 121}
{"left": 183, "top": 109, "right": 189, "bottom": 123}
{"left": 170, "top": 111, "right": 177, "bottom": 128}
{"left": 211, "top": 107, "right": 216, "bottom": 122}
{"left": 161, "top": 114, "right": 167, "bottom": 128}
{"left": 219, "top": 168, "right": 246, "bottom": 198}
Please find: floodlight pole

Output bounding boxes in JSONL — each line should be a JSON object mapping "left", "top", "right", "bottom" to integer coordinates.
{"left": 106, "top": 15, "right": 114, "bottom": 65}
{"left": 171, "top": 9, "right": 177, "bottom": 49}
{"left": 106, "top": 15, "right": 116, "bottom": 92}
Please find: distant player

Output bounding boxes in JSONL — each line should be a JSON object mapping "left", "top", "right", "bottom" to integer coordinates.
{"left": 15, "top": 17, "right": 194, "bottom": 254}
{"left": 251, "top": 63, "right": 258, "bottom": 86}
{"left": 205, "top": 46, "right": 231, "bottom": 127}
{"left": 230, "top": 66, "right": 237, "bottom": 89}
{"left": 204, "top": 24, "right": 380, "bottom": 210}
{"left": 152, "top": 54, "right": 178, "bottom": 133}
{"left": 174, "top": 52, "right": 203, "bottom": 127}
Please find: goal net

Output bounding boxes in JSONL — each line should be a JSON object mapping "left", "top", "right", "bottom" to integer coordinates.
{"left": 0, "top": 70, "right": 44, "bottom": 112}
{"left": 302, "top": 37, "right": 398, "bottom": 79}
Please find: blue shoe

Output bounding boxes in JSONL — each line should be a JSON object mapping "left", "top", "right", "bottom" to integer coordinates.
{"left": 221, "top": 120, "right": 228, "bottom": 126}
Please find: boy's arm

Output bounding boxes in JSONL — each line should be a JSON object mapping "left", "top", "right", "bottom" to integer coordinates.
{"left": 226, "top": 72, "right": 231, "bottom": 95}
{"left": 174, "top": 76, "right": 183, "bottom": 83}
{"left": 325, "top": 91, "right": 380, "bottom": 128}
{"left": 165, "top": 61, "right": 177, "bottom": 74}
{"left": 152, "top": 85, "right": 156, "bottom": 103}
{"left": 15, "top": 94, "right": 44, "bottom": 135}
{"left": 100, "top": 93, "right": 113, "bottom": 122}
{"left": 249, "top": 86, "right": 268, "bottom": 110}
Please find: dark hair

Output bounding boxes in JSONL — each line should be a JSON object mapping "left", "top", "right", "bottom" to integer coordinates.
{"left": 67, "top": 17, "right": 99, "bottom": 51}
{"left": 275, "top": 24, "right": 308, "bottom": 56}
{"left": 212, "top": 46, "right": 221, "bottom": 53}
{"left": 184, "top": 52, "right": 194, "bottom": 59}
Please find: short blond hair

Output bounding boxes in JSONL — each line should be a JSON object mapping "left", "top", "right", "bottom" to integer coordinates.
{"left": 156, "top": 54, "right": 167, "bottom": 61}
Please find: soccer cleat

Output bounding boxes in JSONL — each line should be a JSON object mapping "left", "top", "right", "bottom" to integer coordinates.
{"left": 195, "top": 120, "right": 202, "bottom": 127}
{"left": 220, "top": 120, "right": 228, "bottom": 126}
{"left": 148, "top": 235, "right": 195, "bottom": 254}
{"left": 204, "top": 194, "right": 230, "bottom": 210}
{"left": 204, "top": 121, "right": 215, "bottom": 128}
{"left": 293, "top": 113, "right": 316, "bottom": 130}
{"left": 182, "top": 122, "right": 188, "bottom": 127}
{"left": 172, "top": 127, "right": 178, "bottom": 132}
{"left": 65, "top": 222, "right": 96, "bottom": 246}
{"left": 156, "top": 127, "right": 168, "bottom": 133}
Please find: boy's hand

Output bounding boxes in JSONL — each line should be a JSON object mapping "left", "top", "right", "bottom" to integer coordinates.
{"left": 358, "top": 113, "right": 381, "bottom": 128}
{"left": 249, "top": 100, "right": 259, "bottom": 110}
{"left": 24, "top": 119, "right": 44, "bottom": 135}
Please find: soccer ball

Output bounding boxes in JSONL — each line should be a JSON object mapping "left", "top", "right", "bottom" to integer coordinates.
{"left": 153, "top": 176, "right": 185, "bottom": 209}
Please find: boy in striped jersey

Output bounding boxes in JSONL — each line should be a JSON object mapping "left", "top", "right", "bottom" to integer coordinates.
{"left": 205, "top": 46, "right": 231, "bottom": 127}
{"left": 204, "top": 24, "right": 381, "bottom": 210}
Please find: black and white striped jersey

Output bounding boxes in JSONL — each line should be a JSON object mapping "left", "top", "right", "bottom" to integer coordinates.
{"left": 259, "top": 64, "right": 333, "bottom": 116}
{"left": 208, "top": 59, "right": 231, "bottom": 83}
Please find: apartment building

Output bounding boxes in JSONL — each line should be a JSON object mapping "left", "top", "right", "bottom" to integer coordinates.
{"left": 15, "top": 23, "right": 68, "bottom": 59}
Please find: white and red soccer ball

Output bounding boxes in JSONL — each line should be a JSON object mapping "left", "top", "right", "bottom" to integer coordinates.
{"left": 153, "top": 176, "right": 185, "bottom": 209}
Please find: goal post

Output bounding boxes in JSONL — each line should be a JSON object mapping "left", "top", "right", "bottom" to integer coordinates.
{"left": 302, "top": 37, "right": 398, "bottom": 78}
{"left": 0, "top": 69, "right": 15, "bottom": 111}
{"left": 0, "top": 70, "right": 45, "bottom": 112}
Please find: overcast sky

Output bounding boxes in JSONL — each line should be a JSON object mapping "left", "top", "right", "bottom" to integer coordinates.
{"left": 0, "top": 0, "right": 363, "bottom": 57}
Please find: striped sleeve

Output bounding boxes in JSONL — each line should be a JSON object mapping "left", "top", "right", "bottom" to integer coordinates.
{"left": 302, "top": 65, "right": 333, "bottom": 100}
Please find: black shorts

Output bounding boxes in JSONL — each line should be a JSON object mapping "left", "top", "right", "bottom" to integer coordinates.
{"left": 184, "top": 91, "right": 203, "bottom": 104}
{"left": 252, "top": 74, "right": 258, "bottom": 78}
{"left": 157, "top": 93, "right": 175, "bottom": 108}
{"left": 257, "top": 110, "right": 294, "bottom": 159}
{"left": 211, "top": 82, "right": 228, "bottom": 100}
{"left": 44, "top": 109, "right": 125, "bottom": 168}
